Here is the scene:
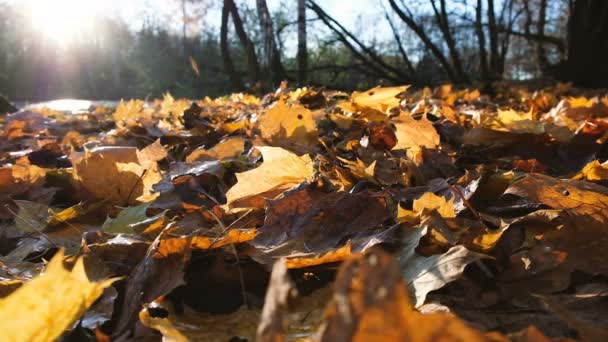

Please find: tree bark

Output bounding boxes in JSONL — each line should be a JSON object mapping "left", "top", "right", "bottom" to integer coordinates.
{"left": 297, "top": 0, "right": 307, "bottom": 86}
{"left": 220, "top": 0, "right": 245, "bottom": 91}
{"left": 256, "top": 0, "right": 286, "bottom": 86}
{"left": 225, "top": 0, "right": 261, "bottom": 89}
{"left": 475, "top": 0, "right": 490, "bottom": 84}
{"left": 430, "top": 0, "right": 468, "bottom": 82}
{"left": 535, "top": 0, "right": 549, "bottom": 73}
{"left": 561, "top": 0, "right": 608, "bottom": 87}
{"left": 486, "top": 0, "right": 501, "bottom": 80}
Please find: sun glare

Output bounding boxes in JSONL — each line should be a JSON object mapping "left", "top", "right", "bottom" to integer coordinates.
{"left": 24, "top": 0, "right": 105, "bottom": 46}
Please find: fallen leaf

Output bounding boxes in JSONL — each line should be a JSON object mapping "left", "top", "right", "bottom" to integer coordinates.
{"left": 505, "top": 173, "right": 608, "bottom": 222}
{"left": 112, "top": 234, "right": 191, "bottom": 339}
{"left": 392, "top": 113, "right": 440, "bottom": 150}
{"left": 398, "top": 226, "right": 486, "bottom": 307}
{"left": 0, "top": 250, "right": 117, "bottom": 342}
{"left": 71, "top": 146, "right": 162, "bottom": 206}
{"left": 139, "top": 305, "right": 189, "bottom": 342}
{"left": 257, "top": 258, "right": 294, "bottom": 342}
{"left": 191, "top": 229, "right": 257, "bottom": 249}
{"left": 257, "top": 100, "right": 319, "bottom": 154}
{"left": 225, "top": 146, "right": 314, "bottom": 208}
{"left": 251, "top": 183, "right": 390, "bottom": 261}
{"left": 319, "top": 248, "right": 491, "bottom": 341}
{"left": 351, "top": 85, "right": 409, "bottom": 112}
{"left": 186, "top": 136, "right": 246, "bottom": 162}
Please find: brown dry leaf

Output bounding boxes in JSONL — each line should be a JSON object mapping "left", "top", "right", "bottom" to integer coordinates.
{"left": 113, "top": 235, "right": 191, "bottom": 339}
{"left": 0, "top": 250, "right": 117, "bottom": 342}
{"left": 251, "top": 184, "right": 390, "bottom": 262}
{"left": 351, "top": 85, "right": 410, "bottom": 112}
{"left": 257, "top": 258, "right": 294, "bottom": 342}
{"left": 319, "top": 248, "right": 492, "bottom": 341}
{"left": 225, "top": 146, "right": 314, "bottom": 208}
{"left": 257, "top": 100, "right": 319, "bottom": 154}
{"left": 397, "top": 226, "right": 486, "bottom": 307}
{"left": 504, "top": 173, "right": 608, "bottom": 222}
{"left": 70, "top": 145, "right": 162, "bottom": 206}
{"left": 392, "top": 113, "right": 440, "bottom": 150}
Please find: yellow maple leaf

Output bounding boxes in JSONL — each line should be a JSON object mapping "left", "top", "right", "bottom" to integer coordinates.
{"left": 257, "top": 100, "right": 319, "bottom": 154}
{"left": 0, "top": 250, "right": 117, "bottom": 342}
{"left": 225, "top": 146, "right": 314, "bottom": 208}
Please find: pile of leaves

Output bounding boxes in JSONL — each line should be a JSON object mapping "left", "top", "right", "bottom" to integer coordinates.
{"left": 1, "top": 83, "right": 608, "bottom": 341}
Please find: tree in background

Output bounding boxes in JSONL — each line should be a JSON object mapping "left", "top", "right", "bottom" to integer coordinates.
{"left": 560, "top": 0, "right": 608, "bottom": 87}
{"left": 256, "top": 0, "right": 285, "bottom": 86}
{"left": 297, "top": 0, "right": 307, "bottom": 86}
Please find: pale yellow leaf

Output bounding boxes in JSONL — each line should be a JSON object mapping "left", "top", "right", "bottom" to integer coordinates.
{"left": 413, "top": 192, "right": 456, "bottom": 218}
{"left": 351, "top": 85, "right": 410, "bottom": 112}
{"left": 0, "top": 250, "right": 117, "bottom": 342}
{"left": 393, "top": 113, "right": 440, "bottom": 150}
{"left": 225, "top": 146, "right": 313, "bottom": 208}
{"left": 257, "top": 100, "right": 318, "bottom": 154}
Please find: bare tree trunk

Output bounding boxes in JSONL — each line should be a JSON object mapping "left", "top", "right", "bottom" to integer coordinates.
{"left": 430, "top": 0, "right": 468, "bottom": 82}
{"left": 221, "top": 0, "right": 244, "bottom": 91}
{"left": 561, "top": 0, "right": 608, "bottom": 87}
{"left": 297, "top": 0, "right": 307, "bottom": 86}
{"left": 486, "top": 0, "right": 501, "bottom": 80}
{"left": 388, "top": 0, "right": 459, "bottom": 83}
{"left": 256, "top": 0, "right": 285, "bottom": 86}
{"left": 475, "top": 0, "right": 490, "bottom": 85}
{"left": 535, "top": 0, "right": 549, "bottom": 73}
{"left": 225, "top": 0, "right": 261, "bottom": 89}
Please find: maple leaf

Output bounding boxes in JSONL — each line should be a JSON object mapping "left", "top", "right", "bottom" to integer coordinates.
{"left": 70, "top": 145, "right": 163, "bottom": 206}
{"left": 256, "top": 100, "right": 319, "bottom": 154}
{"left": 392, "top": 113, "right": 440, "bottom": 150}
{"left": 225, "top": 146, "right": 314, "bottom": 208}
{"left": 505, "top": 173, "right": 608, "bottom": 222}
{"left": 0, "top": 250, "right": 117, "bottom": 342}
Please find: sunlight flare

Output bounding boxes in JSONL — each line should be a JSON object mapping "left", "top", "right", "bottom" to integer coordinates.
{"left": 24, "top": 0, "right": 105, "bottom": 45}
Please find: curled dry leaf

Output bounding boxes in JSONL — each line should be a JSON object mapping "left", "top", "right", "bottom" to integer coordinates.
{"left": 113, "top": 235, "right": 191, "bottom": 339}
{"left": 398, "top": 226, "right": 486, "bottom": 307}
{"left": 225, "top": 146, "right": 314, "bottom": 208}
{"left": 257, "top": 258, "right": 294, "bottom": 342}
{"left": 0, "top": 250, "right": 117, "bottom": 342}
{"left": 319, "top": 248, "right": 491, "bottom": 341}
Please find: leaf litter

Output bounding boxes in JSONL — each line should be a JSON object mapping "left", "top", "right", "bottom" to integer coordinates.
{"left": 1, "top": 83, "right": 608, "bottom": 341}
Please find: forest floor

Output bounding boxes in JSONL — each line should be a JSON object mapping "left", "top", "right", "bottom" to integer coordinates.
{"left": 1, "top": 83, "right": 608, "bottom": 341}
